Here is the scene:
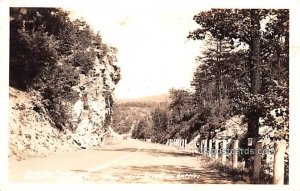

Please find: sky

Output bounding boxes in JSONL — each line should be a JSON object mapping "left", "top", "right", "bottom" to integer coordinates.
{"left": 68, "top": 1, "right": 207, "bottom": 99}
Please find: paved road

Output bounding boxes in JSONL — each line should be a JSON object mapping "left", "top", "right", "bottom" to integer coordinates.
{"left": 9, "top": 138, "right": 243, "bottom": 184}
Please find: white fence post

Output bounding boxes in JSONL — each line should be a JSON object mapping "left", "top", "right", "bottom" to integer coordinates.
{"left": 203, "top": 139, "right": 207, "bottom": 155}
{"left": 273, "top": 141, "right": 286, "bottom": 184}
{"left": 215, "top": 139, "right": 219, "bottom": 160}
{"left": 201, "top": 139, "right": 205, "bottom": 154}
{"left": 208, "top": 139, "right": 213, "bottom": 157}
{"left": 222, "top": 139, "right": 227, "bottom": 165}
{"left": 181, "top": 139, "right": 184, "bottom": 149}
{"left": 232, "top": 140, "right": 238, "bottom": 169}
{"left": 253, "top": 141, "right": 262, "bottom": 179}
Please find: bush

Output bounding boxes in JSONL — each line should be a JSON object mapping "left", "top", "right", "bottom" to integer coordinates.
{"left": 70, "top": 50, "right": 96, "bottom": 75}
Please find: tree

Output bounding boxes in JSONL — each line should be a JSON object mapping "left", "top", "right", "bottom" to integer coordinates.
{"left": 188, "top": 9, "right": 289, "bottom": 178}
{"left": 10, "top": 8, "right": 61, "bottom": 89}
{"left": 169, "top": 88, "right": 193, "bottom": 122}
{"left": 151, "top": 106, "right": 168, "bottom": 132}
{"left": 188, "top": 9, "right": 289, "bottom": 143}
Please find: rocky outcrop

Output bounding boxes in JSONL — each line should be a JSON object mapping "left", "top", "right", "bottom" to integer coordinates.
{"left": 9, "top": 45, "right": 121, "bottom": 160}
{"left": 71, "top": 46, "right": 120, "bottom": 148}
{"left": 9, "top": 88, "right": 78, "bottom": 160}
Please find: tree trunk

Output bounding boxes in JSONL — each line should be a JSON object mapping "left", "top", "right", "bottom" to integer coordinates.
{"left": 250, "top": 9, "right": 261, "bottom": 95}
{"left": 177, "top": 108, "right": 181, "bottom": 121}
{"left": 247, "top": 111, "right": 260, "bottom": 139}
{"left": 247, "top": 9, "right": 261, "bottom": 140}
{"left": 217, "top": 40, "right": 222, "bottom": 106}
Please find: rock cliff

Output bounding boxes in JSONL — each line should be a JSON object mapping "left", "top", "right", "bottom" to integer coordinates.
{"left": 9, "top": 45, "right": 121, "bottom": 160}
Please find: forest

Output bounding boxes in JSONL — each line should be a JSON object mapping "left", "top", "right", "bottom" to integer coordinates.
{"left": 128, "top": 9, "right": 289, "bottom": 182}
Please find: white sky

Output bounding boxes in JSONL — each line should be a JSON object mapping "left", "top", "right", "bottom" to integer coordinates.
{"left": 68, "top": 1, "right": 207, "bottom": 99}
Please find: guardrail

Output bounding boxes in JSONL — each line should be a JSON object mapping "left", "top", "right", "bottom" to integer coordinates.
{"left": 165, "top": 138, "right": 287, "bottom": 184}
{"left": 166, "top": 138, "right": 188, "bottom": 149}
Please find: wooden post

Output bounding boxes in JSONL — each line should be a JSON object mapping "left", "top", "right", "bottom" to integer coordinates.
{"left": 203, "top": 139, "right": 207, "bottom": 155}
{"left": 273, "top": 141, "right": 286, "bottom": 184}
{"left": 209, "top": 139, "right": 213, "bottom": 157}
{"left": 253, "top": 142, "right": 262, "bottom": 179}
{"left": 232, "top": 140, "right": 238, "bottom": 169}
{"left": 222, "top": 139, "right": 227, "bottom": 165}
{"left": 198, "top": 138, "right": 202, "bottom": 153}
{"left": 184, "top": 139, "right": 187, "bottom": 149}
{"left": 215, "top": 139, "right": 219, "bottom": 160}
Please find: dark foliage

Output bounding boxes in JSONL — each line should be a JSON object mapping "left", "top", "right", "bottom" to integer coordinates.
{"left": 10, "top": 8, "right": 120, "bottom": 130}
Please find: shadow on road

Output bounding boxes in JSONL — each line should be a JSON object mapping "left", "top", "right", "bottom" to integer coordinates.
{"left": 93, "top": 147, "right": 198, "bottom": 158}
{"left": 72, "top": 144, "right": 246, "bottom": 184}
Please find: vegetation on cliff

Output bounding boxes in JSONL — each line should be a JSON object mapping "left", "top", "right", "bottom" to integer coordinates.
{"left": 10, "top": 8, "right": 120, "bottom": 131}
{"left": 9, "top": 8, "right": 121, "bottom": 159}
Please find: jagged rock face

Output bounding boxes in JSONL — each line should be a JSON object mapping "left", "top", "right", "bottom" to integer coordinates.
{"left": 9, "top": 46, "right": 121, "bottom": 159}
{"left": 72, "top": 48, "right": 119, "bottom": 148}
{"left": 9, "top": 88, "right": 80, "bottom": 160}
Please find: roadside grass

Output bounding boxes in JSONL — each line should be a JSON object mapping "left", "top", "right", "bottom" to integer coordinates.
{"left": 200, "top": 155, "right": 273, "bottom": 184}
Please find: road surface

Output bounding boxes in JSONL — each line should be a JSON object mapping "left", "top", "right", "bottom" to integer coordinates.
{"left": 9, "top": 138, "right": 244, "bottom": 184}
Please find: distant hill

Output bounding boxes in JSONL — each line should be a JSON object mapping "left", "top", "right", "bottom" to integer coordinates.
{"left": 112, "top": 93, "right": 170, "bottom": 135}
{"left": 116, "top": 93, "right": 169, "bottom": 104}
